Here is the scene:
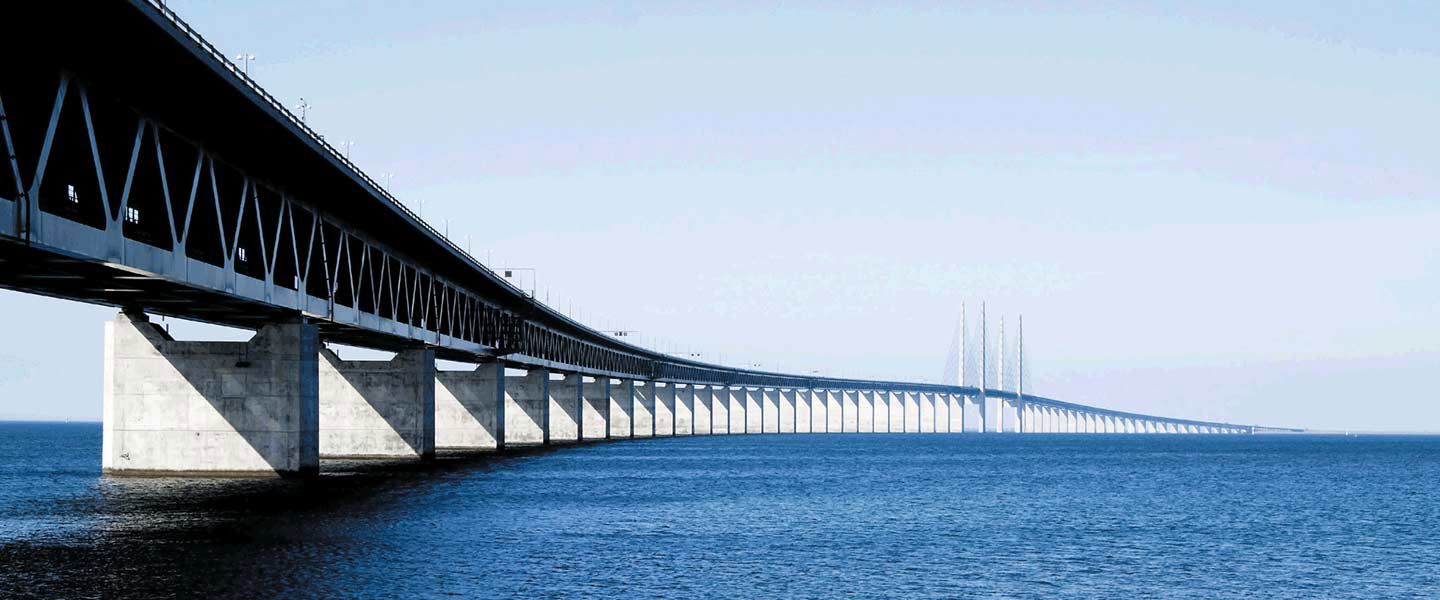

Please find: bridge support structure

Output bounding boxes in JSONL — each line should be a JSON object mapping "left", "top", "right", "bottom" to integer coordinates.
{"left": 103, "top": 312, "right": 320, "bottom": 476}
{"left": 318, "top": 346, "right": 436, "bottom": 459}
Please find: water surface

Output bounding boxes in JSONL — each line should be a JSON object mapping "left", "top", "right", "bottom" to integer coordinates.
{"left": 2, "top": 422, "right": 1437, "bottom": 598}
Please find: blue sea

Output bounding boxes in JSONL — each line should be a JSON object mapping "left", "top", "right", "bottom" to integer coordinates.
{"left": 1, "top": 422, "right": 1437, "bottom": 599}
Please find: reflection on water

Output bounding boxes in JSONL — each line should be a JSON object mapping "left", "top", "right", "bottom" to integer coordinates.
{"left": 2, "top": 422, "right": 1439, "bottom": 599}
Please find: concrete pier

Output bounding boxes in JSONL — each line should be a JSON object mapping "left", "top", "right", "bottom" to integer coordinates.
{"left": 726, "top": 386, "right": 745, "bottom": 434}
{"left": 693, "top": 385, "right": 713, "bottom": 435}
{"left": 762, "top": 388, "right": 781, "bottom": 433}
{"left": 435, "top": 362, "right": 502, "bottom": 451}
{"left": 919, "top": 392, "right": 936, "bottom": 433}
{"left": 634, "top": 382, "right": 656, "bottom": 438}
{"left": 713, "top": 386, "right": 732, "bottom": 434}
{"left": 882, "top": 391, "right": 900, "bottom": 433}
{"left": 779, "top": 389, "right": 797, "bottom": 433}
{"left": 745, "top": 387, "right": 764, "bottom": 434}
{"left": 103, "top": 312, "right": 320, "bottom": 476}
{"left": 796, "top": 389, "right": 814, "bottom": 433}
{"left": 503, "top": 369, "right": 549, "bottom": 447}
{"left": 100, "top": 312, "right": 1249, "bottom": 478}
{"left": 549, "top": 372, "right": 582, "bottom": 444}
{"left": 654, "top": 383, "right": 675, "bottom": 437}
{"left": 581, "top": 376, "right": 609, "bottom": 440}
{"left": 841, "top": 390, "right": 860, "bottom": 433}
{"left": 674, "top": 384, "right": 694, "bottom": 435}
{"left": 608, "top": 379, "right": 634, "bottom": 438}
{"left": 858, "top": 390, "right": 875, "bottom": 433}
{"left": 318, "top": 346, "right": 435, "bottom": 459}
{"left": 823, "top": 391, "right": 840, "bottom": 431}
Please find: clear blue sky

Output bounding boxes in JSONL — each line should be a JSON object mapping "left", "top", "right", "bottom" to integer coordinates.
{"left": 2, "top": 1, "right": 1437, "bottom": 430}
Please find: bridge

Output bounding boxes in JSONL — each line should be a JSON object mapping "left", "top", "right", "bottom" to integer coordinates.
{"left": 0, "top": 1, "right": 1269, "bottom": 476}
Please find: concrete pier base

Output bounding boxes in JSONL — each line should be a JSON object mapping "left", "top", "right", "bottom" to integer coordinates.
{"left": 693, "top": 386, "right": 713, "bottom": 435}
{"left": 858, "top": 390, "right": 875, "bottom": 433}
{"left": 723, "top": 387, "right": 743, "bottom": 434}
{"left": 962, "top": 395, "right": 981, "bottom": 432}
{"left": 654, "top": 383, "right": 675, "bottom": 437}
{"left": 795, "top": 389, "right": 813, "bottom": 433}
{"left": 779, "top": 389, "right": 797, "bottom": 433}
{"left": 713, "top": 386, "right": 732, "bottom": 434}
{"left": 504, "top": 369, "right": 548, "bottom": 446}
{"left": 841, "top": 390, "right": 860, "bottom": 433}
{"left": 901, "top": 392, "right": 919, "bottom": 433}
{"left": 633, "top": 382, "right": 656, "bottom": 438}
{"left": 103, "top": 312, "right": 319, "bottom": 477}
{"left": 947, "top": 394, "right": 964, "bottom": 432}
{"left": 748, "top": 385, "right": 771, "bottom": 431}
{"left": 549, "top": 373, "right": 581, "bottom": 444}
{"left": 884, "top": 391, "right": 902, "bottom": 433}
{"left": 808, "top": 390, "right": 826, "bottom": 433}
{"left": 762, "top": 388, "right": 781, "bottom": 433}
{"left": 919, "top": 392, "right": 936, "bottom": 433}
{"left": 435, "top": 362, "right": 502, "bottom": 451}
{"left": 825, "top": 390, "right": 843, "bottom": 433}
{"left": 608, "top": 379, "right": 634, "bottom": 438}
{"left": 318, "top": 346, "right": 435, "bottom": 459}
{"left": 675, "top": 384, "right": 694, "bottom": 435}
{"left": 581, "top": 377, "right": 609, "bottom": 440}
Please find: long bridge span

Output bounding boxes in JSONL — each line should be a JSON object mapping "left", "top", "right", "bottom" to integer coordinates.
{"left": 1, "top": 1, "right": 1271, "bottom": 476}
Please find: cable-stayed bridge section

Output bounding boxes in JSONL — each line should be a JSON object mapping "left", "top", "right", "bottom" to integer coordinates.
{"left": 0, "top": 1, "right": 1265, "bottom": 476}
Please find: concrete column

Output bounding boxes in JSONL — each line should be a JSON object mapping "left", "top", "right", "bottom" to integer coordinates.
{"left": 436, "top": 361, "right": 502, "bottom": 452}
{"left": 103, "top": 312, "right": 320, "bottom": 476}
{"left": 318, "top": 345, "right": 435, "bottom": 459}
{"left": 779, "top": 388, "right": 797, "bottom": 433}
{"left": 858, "top": 390, "right": 876, "bottom": 433}
{"left": 581, "top": 376, "right": 610, "bottom": 440}
{"left": 744, "top": 387, "right": 763, "bottom": 434}
{"left": 872, "top": 391, "right": 887, "bottom": 433}
{"left": 944, "top": 394, "right": 960, "bottom": 433}
{"left": 936, "top": 393, "right": 951, "bottom": 433}
{"left": 809, "top": 390, "right": 827, "bottom": 433}
{"left": 500, "top": 368, "right": 548, "bottom": 447}
{"left": 674, "top": 384, "right": 694, "bottom": 435}
{"left": 918, "top": 392, "right": 935, "bottom": 433}
{"left": 795, "top": 389, "right": 813, "bottom": 433}
{"left": 727, "top": 386, "right": 746, "bottom": 434}
{"left": 760, "top": 388, "right": 779, "bottom": 433}
{"left": 711, "top": 385, "right": 731, "bottom": 434}
{"left": 959, "top": 395, "right": 976, "bottom": 432}
{"left": 548, "top": 372, "right": 581, "bottom": 444}
{"left": 822, "top": 389, "right": 841, "bottom": 433}
{"left": 633, "top": 382, "right": 656, "bottom": 437}
{"left": 608, "top": 379, "right": 634, "bottom": 438}
{"left": 869, "top": 391, "right": 892, "bottom": 431}
{"left": 692, "top": 385, "right": 713, "bottom": 435}
{"left": 841, "top": 390, "right": 859, "bottom": 433}
{"left": 897, "top": 391, "right": 914, "bottom": 433}
{"left": 653, "top": 383, "right": 675, "bottom": 437}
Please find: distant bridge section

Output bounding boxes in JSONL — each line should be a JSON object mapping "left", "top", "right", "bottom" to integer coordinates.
{"left": 1, "top": 1, "right": 1266, "bottom": 477}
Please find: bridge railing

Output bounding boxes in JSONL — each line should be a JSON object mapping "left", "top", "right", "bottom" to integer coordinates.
{"left": 140, "top": 0, "right": 517, "bottom": 287}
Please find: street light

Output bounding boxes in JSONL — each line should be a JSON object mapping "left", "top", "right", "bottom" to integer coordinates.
{"left": 341, "top": 140, "right": 355, "bottom": 160}
{"left": 296, "top": 97, "right": 311, "bottom": 123}
{"left": 234, "top": 53, "right": 255, "bottom": 76}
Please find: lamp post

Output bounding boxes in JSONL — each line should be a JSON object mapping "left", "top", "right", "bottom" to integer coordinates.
{"left": 234, "top": 53, "right": 255, "bottom": 76}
